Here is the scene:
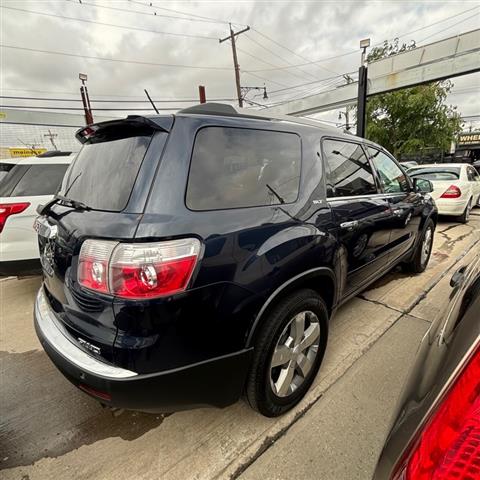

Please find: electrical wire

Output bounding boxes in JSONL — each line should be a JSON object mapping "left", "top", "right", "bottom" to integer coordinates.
{"left": 244, "top": 33, "right": 318, "bottom": 82}
{"left": 1, "top": 6, "right": 219, "bottom": 40}
{"left": 0, "top": 95, "right": 236, "bottom": 103}
{"left": 126, "top": 0, "right": 237, "bottom": 26}
{"left": 0, "top": 44, "right": 232, "bottom": 70}
{"left": 250, "top": 28, "right": 339, "bottom": 76}
{"left": 247, "top": 5, "right": 480, "bottom": 73}
{"left": 65, "top": 0, "right": 227, "bottom": 25}
{"left": 416, "top": 15, "right": 479, "bottom": 44}
{"left": 0, "top": 105, "right": 184, "bottom": 111}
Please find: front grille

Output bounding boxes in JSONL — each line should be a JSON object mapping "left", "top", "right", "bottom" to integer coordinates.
{"left": 70, "top": 288, "right": 104, "bottom": 313}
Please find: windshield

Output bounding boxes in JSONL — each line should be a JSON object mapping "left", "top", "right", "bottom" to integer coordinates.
{"left": 408, "top": 167, "right": 460, "bottom": 181}
{"left": 60, "top": 134, "right": 152, "bottom": 211}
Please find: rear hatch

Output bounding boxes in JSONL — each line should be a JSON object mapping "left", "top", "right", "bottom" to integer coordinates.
{"left": 37, "top": 116, "right": 172, "bottom": 363}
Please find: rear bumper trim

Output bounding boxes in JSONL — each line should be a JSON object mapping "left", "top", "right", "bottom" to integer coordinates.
{"left": 35, "top": 287, "right": 137, "bottom": 379}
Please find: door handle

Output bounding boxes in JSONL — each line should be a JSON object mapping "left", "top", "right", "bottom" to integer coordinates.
{"left": 340, "top": 220, "right": 359, "bottom": 230}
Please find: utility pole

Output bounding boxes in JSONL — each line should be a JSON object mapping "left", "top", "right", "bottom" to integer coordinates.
{"left": 219, "top": 24, "right": 250, "bottom": 108}
{"left": 44, "top": 129, "right": 58, "bottom": 150}
{"left": 79, "top": 73, "right": 94, "bottom": 125}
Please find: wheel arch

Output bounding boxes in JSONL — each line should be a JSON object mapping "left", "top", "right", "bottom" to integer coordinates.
{"left": 245, "top": 267, "right": 337, "bottom": 348}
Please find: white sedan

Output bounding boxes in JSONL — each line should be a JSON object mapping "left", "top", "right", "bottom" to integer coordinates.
{"left": 407, "top": 163, "right": 480, "bottom": 223}
{"left": 0, "top": 154, "right": 73, "bottom": 276}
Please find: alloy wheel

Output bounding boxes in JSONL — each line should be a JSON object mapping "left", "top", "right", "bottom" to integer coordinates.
{"left": 421, "top": 226, "right": 433, "bottom": 266}
{"left": 269, "top": 311, "right": 321, "bottom": 398}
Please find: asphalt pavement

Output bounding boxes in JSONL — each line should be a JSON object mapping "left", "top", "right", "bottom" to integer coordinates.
{"left": 1, "top": 212, "right": 479, "bottom": 480}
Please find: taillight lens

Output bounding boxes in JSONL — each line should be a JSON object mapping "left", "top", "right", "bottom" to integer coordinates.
{"left": 78, "top": 238, "right": 200, "bottom": 299}
{"left": 440, "top": 185, "right": 462, "bottom": 199}
{"left": 78, "top": 240, "right": 117, "bottom": 294}
{"left": 392, "top": 340, "right": 480, "bottom": 480}
{"left": 0, "top": 202, "right": 30, "bottom": 233}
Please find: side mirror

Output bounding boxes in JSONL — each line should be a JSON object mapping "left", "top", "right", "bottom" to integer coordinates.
{"left": 413, "top": 177, "right": 433, "bottom": 193}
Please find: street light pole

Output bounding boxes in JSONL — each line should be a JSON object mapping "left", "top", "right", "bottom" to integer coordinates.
{"left": 356, "top": 38, "right": 370, "bottom": 138}
{"left": 79, "top": 73, "right": 93, "bottom": 125}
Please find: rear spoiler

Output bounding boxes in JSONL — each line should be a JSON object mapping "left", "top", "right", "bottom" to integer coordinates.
{"left": 75, "top": 115, "right": 174, "bottom": 144}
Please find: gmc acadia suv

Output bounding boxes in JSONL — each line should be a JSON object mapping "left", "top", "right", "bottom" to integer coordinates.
{"left": 34, "top": 103, "right": 437, "bottom": 417}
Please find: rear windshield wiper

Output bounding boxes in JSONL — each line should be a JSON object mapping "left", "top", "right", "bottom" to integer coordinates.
{"left": 37, "top": 194, "right": 91, "bottom": 215}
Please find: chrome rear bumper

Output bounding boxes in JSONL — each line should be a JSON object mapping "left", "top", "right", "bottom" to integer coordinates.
{"left": 34, "top": 287, "right": 137, "bottom": 379}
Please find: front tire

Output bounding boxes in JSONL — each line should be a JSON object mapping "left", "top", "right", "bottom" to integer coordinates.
{"left": 402, "top": 219, "right": 435, "bottom": 274}
{"left": 245, "top": 289, "right": 329, "bottom": 417}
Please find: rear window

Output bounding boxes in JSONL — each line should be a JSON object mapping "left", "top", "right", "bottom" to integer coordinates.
{"left": 0, "top": 163, "right": 16, "bottom": 183}
{"left": 11, "top": 164, "right": 69, "bottom": 196}
{"left": 0, "top": 163, "right": 68, "bottom": 197}
{"left": 408, "top": 167, "right": 460, "bottom": 181}
{"left": 61, "top": 134, "right": 151, "bottom": 211}
{"left": 186, "top": 127, "right": 301, "bottom": 210}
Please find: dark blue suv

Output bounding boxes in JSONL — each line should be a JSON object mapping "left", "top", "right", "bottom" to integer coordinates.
{"left": 34, "top": 103, "right": 437, "bottom": 417}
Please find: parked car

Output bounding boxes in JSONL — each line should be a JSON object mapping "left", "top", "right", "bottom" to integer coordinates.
{"left": 33, "top": 104, "right": 437, "bottom": 417}
{"left": 407, "top": 163, "right": 480, "bottom": 223}
{"left": 373, "top": 252, "right": 480, "bottom": 479}
{"left": 0, "top": 154, "right": 73, "bottom": 276}
{"left": 399, "top": 161, "right": 418, "bottom": 169}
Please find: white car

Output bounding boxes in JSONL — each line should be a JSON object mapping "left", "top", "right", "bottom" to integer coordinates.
{"left": 407, "top": 163, "right": 480, "bottom": 223}
{"left": 0, "top": 154, "right": 73, "bottom": 276}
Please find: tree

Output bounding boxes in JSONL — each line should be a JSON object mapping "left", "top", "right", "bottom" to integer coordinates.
{"left": 364, "top": 39, "right": 462, "bottom": 158}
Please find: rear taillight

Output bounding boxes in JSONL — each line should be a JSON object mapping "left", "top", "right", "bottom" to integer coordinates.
{"left": 78, "top": 238, "right": 201, "bottom": 299}
{"left": 440, "top": 185, "right": 462, "bottom": 199}
{"left": 392, "top": 340, "right": 480, "bottom": 480}
{"left": 0, "top": 202, "right": 30, "bottom": 233}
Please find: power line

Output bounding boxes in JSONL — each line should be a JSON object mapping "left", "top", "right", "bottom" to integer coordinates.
{"left": 250, "top": 28, "right": 339, "bottom": 76}
{"left": 1, "top": 6, "right": 219, "bottom": 40}
{"left": 66, "top": 0, "right": 228, "bottom": 25}
{"left": 0, "top": 105, "right": 184, "bottom": 111}
{"left": 127, "top": 0, "right": 238, "bottom": 26}
{"left": 234, "top": 46, "right": 321, "bottom": 84}
{"left": 416, "top": 13, "right": 479, "bottom": 44}
{"left": 247, "top": 5, "right": 480, "bottom": 73}
{"left": 0, "top": 95, "right": 236, "bottom": 103}
{"left": 243, "top": 71, "right": 292, "bottom": 89}
{"left": 0, "top": 44, "right": 232, "bottom": 70}
{"left": 244, "top": 33, "right": 318, "bottom": 82}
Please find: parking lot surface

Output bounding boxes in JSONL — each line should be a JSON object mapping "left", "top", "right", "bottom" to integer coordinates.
{"left": 1, "top": 213, "right": 479, "bottom": 480}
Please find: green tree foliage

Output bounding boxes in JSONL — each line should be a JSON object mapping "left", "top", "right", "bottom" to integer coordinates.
{"left": 365, "top": 39, "right": 462, "bottom": 157}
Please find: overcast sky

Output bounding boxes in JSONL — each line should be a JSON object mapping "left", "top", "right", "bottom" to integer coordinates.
{"left": 1, "top": 0, "right": 479, "bottom": 130}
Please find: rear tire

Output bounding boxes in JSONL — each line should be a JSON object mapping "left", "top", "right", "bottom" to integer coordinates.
{"left": 457, "top": 198, "right": 472, "bottom": 224}
{"left": 402, "top": 219, "right": 435, "bottom": 274}
{"left": 245, "top": 289, "right": 329, "bottom": 417}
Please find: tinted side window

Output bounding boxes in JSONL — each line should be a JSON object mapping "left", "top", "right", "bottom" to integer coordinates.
{"left": 323, "top": 140, "right": 377, "bottom": 197}
{"left": 467, "top": 167, "right": 478, "bottom": 181}
{"left": 11, "top": 164, "right": 69, "bottom": 196}
{"left": 186, "top": 127, "right": 301, "bottom": 210}
{"left": 367, "top": 148, "right": 409, "bottom": 193}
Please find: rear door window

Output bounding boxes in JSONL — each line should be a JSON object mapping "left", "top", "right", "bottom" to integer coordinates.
{"left": 61, "top": 135, "right": 151, "bottom": 211}
{"left": 323, "top": 139, "right": 377, "bottom": 197}
{"left": 186, "top": 127, "right": 301, "bottom": 210}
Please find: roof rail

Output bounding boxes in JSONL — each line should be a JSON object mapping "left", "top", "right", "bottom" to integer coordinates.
{"left": 178, "top": 102, "right": 340, "bottom": 132}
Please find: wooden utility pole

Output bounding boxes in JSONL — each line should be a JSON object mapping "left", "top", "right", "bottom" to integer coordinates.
{"left": 219, "top": 24, "right": 250, "bottom": 108}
